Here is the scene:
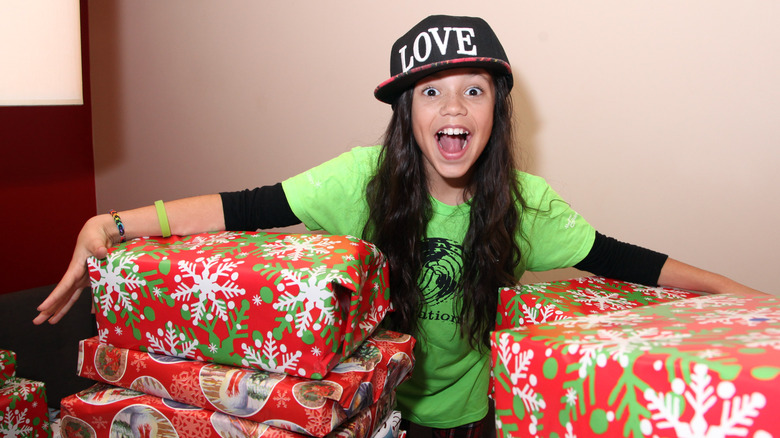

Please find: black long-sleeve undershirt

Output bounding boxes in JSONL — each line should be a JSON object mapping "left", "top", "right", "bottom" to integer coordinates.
{"left": 220, "top": 185, "right": 668, "bottom": 286}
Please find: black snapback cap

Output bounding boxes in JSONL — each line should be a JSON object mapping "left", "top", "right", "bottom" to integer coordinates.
{"left": 374, "top": 15, "right": 513, "bottom": 104}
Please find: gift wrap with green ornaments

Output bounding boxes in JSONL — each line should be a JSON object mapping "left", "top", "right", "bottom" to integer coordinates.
{"left": 491, "top": 292, "right": 780, "bottom": 438}
{"left": 87, "top": 232, "right": 390, "bottom": 379}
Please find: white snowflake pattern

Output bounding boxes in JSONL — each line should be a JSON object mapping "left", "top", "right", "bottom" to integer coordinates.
{"left": 176, "top": 232, "right": 240, "bottom": 251}
{"left": 570, "top": 289, "right": 635, "bottom": 312}
{"left": 581, "top": 276, "right": 608, "bottom": 285}
{"left": 696, "top": 349, "right": 725, "bottom": 359}
{"left": 550, "top": 310, "right": 649, "bottom": 330}
{"left": 113, "top": 326, "right": 123, "bottom": 336}
{"left": 515, "top": 302, "right": 568, "bottom": 325}
{"left": 241, "top": 331, "right": 303, "bottom": 375}
{"left": 495, "top": 332, "right": 546, "bottom": 415}
{"left": 171, "top": 255, "right": 246, "bottom": 325}
{"left": 358, "top": 304, "right": 387, "bottom": 332}
{"left": 145, "top": 321, "right": 200, "bottom": 359}
{"left": 642, "top": 363, "right": 767, "bottom": 437}
{"left": 691, "top": 307, "right": 780, "bottom": 327}
{"left": 0, "top": 407, "right": 33, "bottom": 437}
{"left": 89, "top": 250, "right": 146, "bottom": 317}
{"left": 565, "top": 387, "right": 578, "bottom": 407}
{"left": 564, "top": 421, "right": 578, "bottom": 438}
{"left": 0, "top": 378, "right": 32, "bottom": 399}
{"left": 252, "top": 295, "right": 263, "bottom": 306}
{"left": 565, "top": 328, "right": 690, "bottom": 377}
{"left": 273, "top": 266, "right": 349, "bottom": 337}
{"left": 97, "top": 327, "right": 109, "bottom": 343}
{"left": 729, "top": 328, "right": 780, "bottom": 351}
{"left": 666, "top": 295, "right": 747, "bottom": 311}
{"left": 311, "top": 346, "right": 322, "bottom": 357}
{"left": 639, "top": 285, "right": 694, "bottom": 301}
{"left": 261, "top": 235, "right": 337, "bottom": 261}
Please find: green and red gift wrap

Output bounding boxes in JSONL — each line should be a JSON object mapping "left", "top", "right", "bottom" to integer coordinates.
{"left": 491, "top": 292, "right": 780, "bottom": 438}
{"left": 1, "top": 376, "right": 51, "bottom": 437}
{"left": 87, "top": 232, "right": 390, "bottom": 380}
{"left": 496, "top": 276, "right": 702, "bottom": 331}
{"left": 0, "top": 349, "right": 16, "bottom": 382}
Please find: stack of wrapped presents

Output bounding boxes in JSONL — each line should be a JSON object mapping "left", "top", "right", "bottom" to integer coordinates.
{"left": 491, "top": 276, "right": 780, "bottom": 437}
{"left": 1, "top": 349, "right": 51, "bottom": 437}
{"left": 58, "top": 232, "right": 415, "bottom": 438}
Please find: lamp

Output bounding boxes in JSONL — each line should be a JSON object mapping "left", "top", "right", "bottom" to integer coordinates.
{"left": 0, "top": 0, "right": 83, "bottom": 106}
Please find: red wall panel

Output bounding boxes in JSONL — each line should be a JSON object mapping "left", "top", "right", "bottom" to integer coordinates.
{"left": 0, "top": 1, "right": 95, "bottom": 294}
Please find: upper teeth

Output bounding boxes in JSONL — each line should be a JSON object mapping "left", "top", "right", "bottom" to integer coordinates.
{"left": 438, "top": 128, "right": 469, "bottom": 136}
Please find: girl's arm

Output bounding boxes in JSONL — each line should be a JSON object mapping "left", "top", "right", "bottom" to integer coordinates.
{"left": 34, "top": 194, "right": 225, "bottom": 325}
{"left": 658, "top": 257, "right": 766, "bottom": 296}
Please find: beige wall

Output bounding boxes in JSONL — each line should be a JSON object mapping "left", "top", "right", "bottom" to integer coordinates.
{"left": 88, "top": 1, "right": 780, "bottom": 294}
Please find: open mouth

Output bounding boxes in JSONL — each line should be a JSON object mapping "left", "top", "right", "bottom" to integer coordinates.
{"left": 436, "top": 128, "right": 470, "bottom": 153}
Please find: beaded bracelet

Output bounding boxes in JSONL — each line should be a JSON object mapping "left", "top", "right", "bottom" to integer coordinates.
{"left": 155, "top": 200, "right": 171, "bottom": 238}
{"left": 109, "top": 209, "right": 126, "bottom": 243}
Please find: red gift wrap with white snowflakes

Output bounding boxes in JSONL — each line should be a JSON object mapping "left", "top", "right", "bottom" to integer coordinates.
{"left": 0, "top": 350, "right": 16, "bottom": 382}
{"left": 495, "top": 276, "right": 702, "bottom": 331}
{"left": 59, "top": 383, "right": 396, "bottom": 438}
{"left": 491, "top": 293, "right": 780, "bottom": 438}
{"left": 1, "top": 376, "right": 51, "bottom": 437}
{"left": 75, "top": 329, "right": 414, "bottom": 436}
{"left": 87, "top": 232, "right": 390, "bottom": 379}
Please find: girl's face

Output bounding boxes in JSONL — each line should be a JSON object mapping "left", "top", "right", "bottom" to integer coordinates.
{"left": 411, "top": 68, "right": 495, "bottom": 203}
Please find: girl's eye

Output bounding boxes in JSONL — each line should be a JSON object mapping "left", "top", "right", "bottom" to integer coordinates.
{"left": 466, "top": 87, "right": 483, "bottom": 96}
{"left": 422, "top": 87, "right": 440, "bottom": 97}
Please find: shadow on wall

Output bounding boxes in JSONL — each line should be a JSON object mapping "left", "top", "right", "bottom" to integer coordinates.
{"left": 509, "top": 70, "right": 542, "bottom": 176}
{"left": 88, "top": 0, "right": 124, "bottom": 176}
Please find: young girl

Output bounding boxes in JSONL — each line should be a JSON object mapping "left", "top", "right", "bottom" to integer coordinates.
{"left": 36, "top": 15, "right": 763, "bottom": 437}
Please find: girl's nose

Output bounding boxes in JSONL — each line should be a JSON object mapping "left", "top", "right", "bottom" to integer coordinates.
{"left": 440, "top": 93, "right": 467, "bottom": 116}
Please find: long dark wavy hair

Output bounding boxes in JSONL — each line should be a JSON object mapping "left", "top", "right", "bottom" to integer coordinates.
{"left": 363, "top": 74, "right": 525, "bottom": 350}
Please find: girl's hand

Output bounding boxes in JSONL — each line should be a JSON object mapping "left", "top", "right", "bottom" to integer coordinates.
{"left": 658, "top": 258, "right": 768, "bottom": 297}
{"left": 34, "top": 215, "right": 116, "bottom": 325}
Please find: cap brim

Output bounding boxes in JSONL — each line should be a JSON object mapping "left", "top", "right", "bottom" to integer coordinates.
{"left": 374, "top": 57, "right": 512, "bottom": 104}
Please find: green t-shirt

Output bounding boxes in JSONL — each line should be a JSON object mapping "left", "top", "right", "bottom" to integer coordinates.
{"left": 282, "top": 146, "right": 595, "bottom": 428}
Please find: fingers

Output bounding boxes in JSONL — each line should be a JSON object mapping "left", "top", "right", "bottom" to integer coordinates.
{"left": 34, "top": 287, "right": 85, "bottom": 325}
{"left": 34, "top": 249, "right": 93, "bottom": 325}
{"left": 34, "top": 215, "right": 113, "bottom": 325}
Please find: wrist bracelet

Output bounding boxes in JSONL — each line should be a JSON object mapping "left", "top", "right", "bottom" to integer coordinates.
{"left": 155, "top": 200, "right": 171, "bottom": 238}
{"left": 109, "top": 210, "right": 126, "bottom": 243}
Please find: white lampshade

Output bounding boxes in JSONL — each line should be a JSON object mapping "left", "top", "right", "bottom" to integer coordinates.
{"left": 0, "top": 0, "right": 83, "bottom": 106}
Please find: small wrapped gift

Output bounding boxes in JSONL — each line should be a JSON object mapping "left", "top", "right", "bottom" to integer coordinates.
{"left": 1, "top": 376, "right": 51, "bottom": 438}
{"left": 0, "top": 350, "right": 16, "bottom": 382}
{"left": 496, "top": 276, "right": 701, "bottom": 330}
{"left": 76, "top": 329, "right": 414, "bottom": 436}
{"left": 88, "top": 232, "right": 390, "bottom": 379}
{"left": 60, "top": 383, "right": 396, "bottom": 438}
{"left": 491, "top": 293, "right": 780, "bottom": 438}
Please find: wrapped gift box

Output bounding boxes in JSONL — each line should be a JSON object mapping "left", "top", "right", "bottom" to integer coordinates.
{"left": 88, "top": 232, "right": 390, "bottom": 379}
{"left": 1, "top": 376, "right": 51, "bottom": 437}
{"left": 0, "top": 349, "right": 15, "bottom": 382}
{"left": 491, "top": 293, "right": 780, "bottom": 438}
{"left": 60, "top": 383, "right": 396, "bottom": 438}
{"left": 496, "top": 276, "right": 702, "bottom": 331}
{"left": 76, "top": 329, "right": 414, "bottom": 436}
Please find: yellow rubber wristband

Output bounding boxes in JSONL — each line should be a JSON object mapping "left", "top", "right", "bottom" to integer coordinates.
{"left": 155, "top": 200, "right": 171, "bottom": 238}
